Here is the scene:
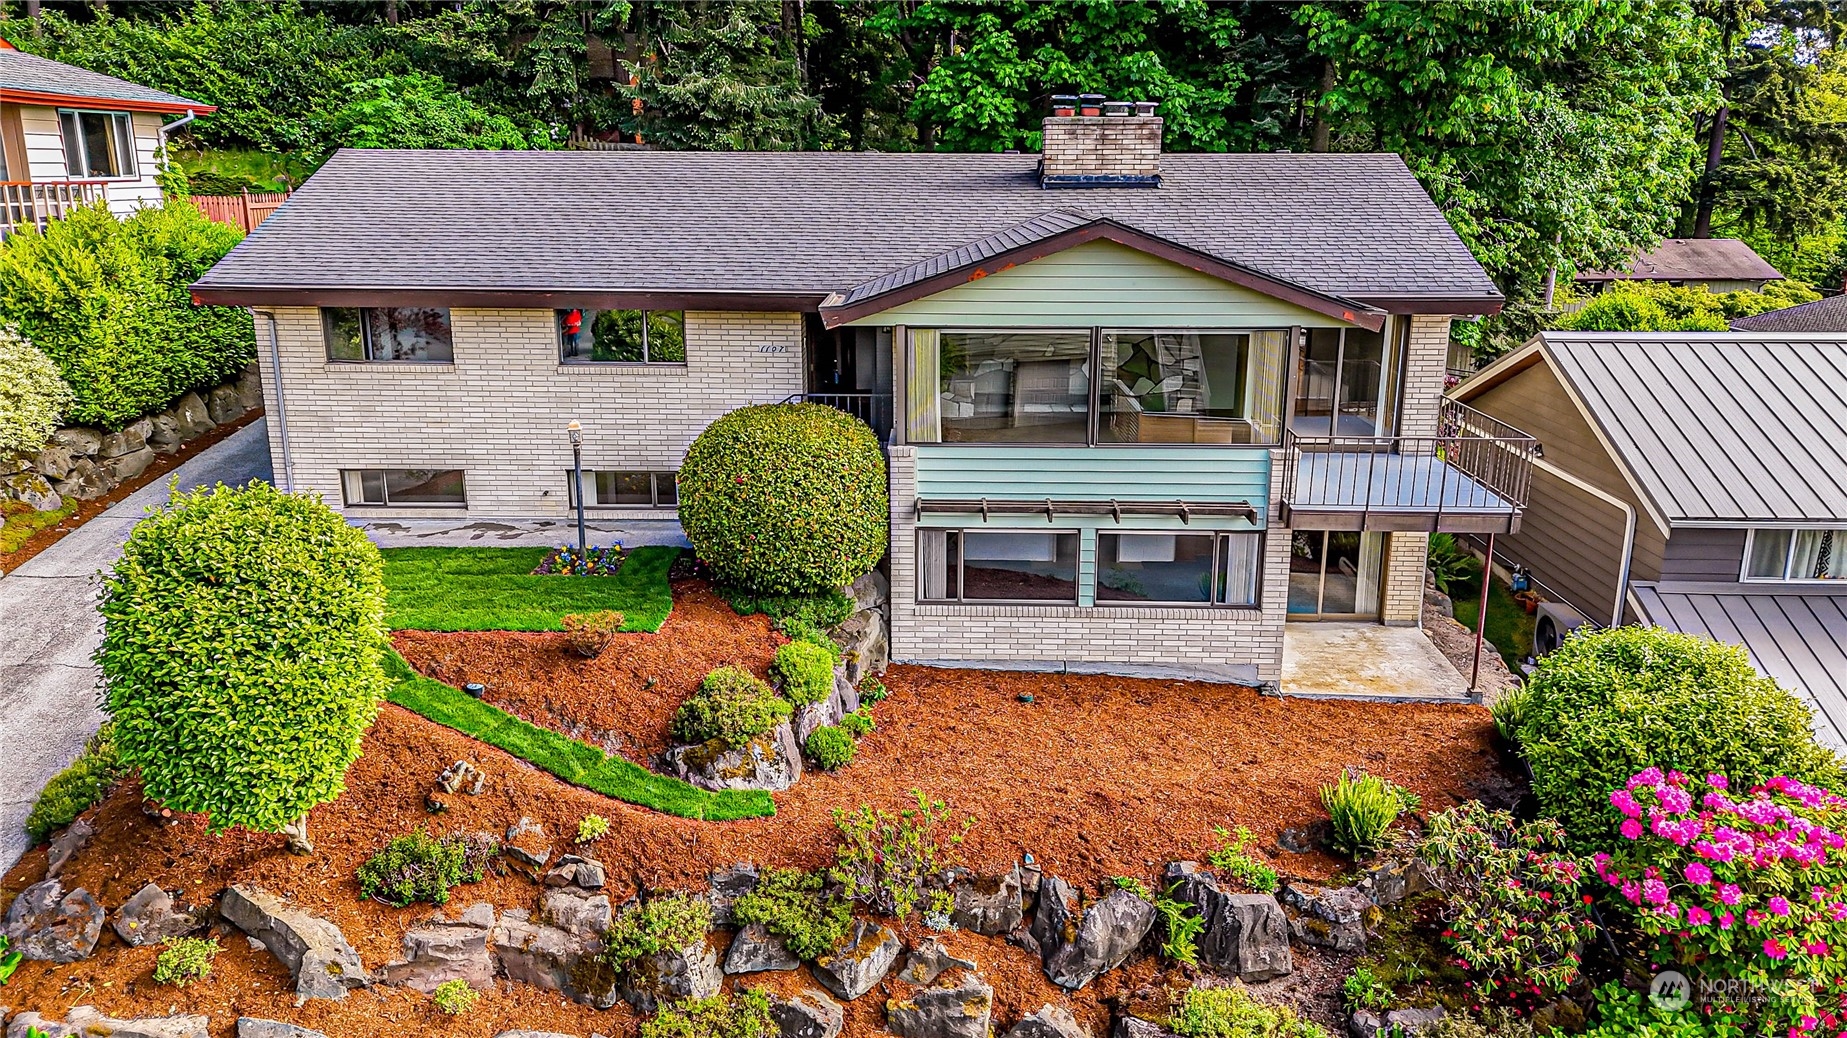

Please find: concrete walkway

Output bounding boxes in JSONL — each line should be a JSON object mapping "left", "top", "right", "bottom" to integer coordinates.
{"left": 0, "top": 419, "right": 273, "bottom": 871}
{"left": 1281, "top": 622, "right": 1473, "bottom": 702}
{"left": 355, "top": 516, "right": 689, "bottom": 549}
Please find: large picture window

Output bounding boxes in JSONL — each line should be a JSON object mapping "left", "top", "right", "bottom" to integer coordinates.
{"left": 559, "top": 309, "right": 686, "bottom": 363}
{"left": 323, "top": 307, "right": 454, "bottom": 362}
{"left": 1745, "top": 528, "right": 1847, "bottom": 581}
{"left": 341, "top": 469, "right": 466, "bottom": 507}
{"left": 58, "top": 110, "right": 137, "bottom": 178}
{"left": 566, "top": 470, "right": 678, "bottom": 508}
{"left": 1101, "top": 330, "right": 1286, "bottom": 444}
{"left": 1292, "top": 323, "right": 1401, "bottom": 438}
{"left": 917, "top": 529, "right": 1080, "bottom": 603}
{"left": 1097, "top": 531, "right": 1261, "bottom": 607}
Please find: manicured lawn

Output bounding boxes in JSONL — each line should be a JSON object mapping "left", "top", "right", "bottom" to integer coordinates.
{"left": 382, "top": 649, "right": 774, "bottom": 821}
{"left": 381, "top": 545, "right": 678, "bottom": 632}
{"left": 1450, "top": 573, "right": 1535, "bottom": 672}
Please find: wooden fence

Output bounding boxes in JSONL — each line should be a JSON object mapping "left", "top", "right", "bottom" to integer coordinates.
{"left": 194, "top": 189, "right": 290, "bottom": 234}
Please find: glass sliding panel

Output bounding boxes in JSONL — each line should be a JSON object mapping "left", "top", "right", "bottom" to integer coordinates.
{"left": 1320, "top": 531, "right": 1365, "bottom": 614}
{"left": 1336, "top": 325, "right": 1388, "bottom": 437}
{"left": 1097, "top": 532, "right": 1216, "bottom": 604}
{"left": 1100, "top": 331, "right": 1280, "bottom": 445}
{"left": 961, "top": 531, "right": 1080, "bottom": 601}
{"left": 1746, "top": 529, "right": 1793, "bottom": 579}
{"left": 1791, "top": 529, "right": 1845, "bottom": 579}
{"left": 1219, "top": 533, "right": 1261, "bottom": 606}
{"left": 936, "top": 331, "right": 1090, "bottom": 444}
{"left": 384, "top": 469, "right": 466, "bottom": 505}
{"left": 1293, "top": 330, "right": 1340, "bottom": 436}
{"left": 1287, "top": 531, "right": 1326, "bottom": 614}
{"left": 562, "top": 309, "right": 685, "bottom": 363}
{"left": 322, "top": 308, "right": 365, "bottom": 361}
{"left": 365, "top": 307, "right": 453, "bottom": 362}
{"left": 111, "top": 114, "right": 137, "bottom": 176}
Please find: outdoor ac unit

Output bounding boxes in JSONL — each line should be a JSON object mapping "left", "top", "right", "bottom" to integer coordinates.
{"left": 1532, "top": 601, "right": 1591, "bottom": 659}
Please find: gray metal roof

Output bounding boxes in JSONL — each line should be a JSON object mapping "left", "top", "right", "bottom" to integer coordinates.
{"left": 193, "top": 148, "right": 1503, "bottom": 306}
{"left": 1731, "top": 293, "right": 1847, "bottom": 333}
{"left": 1577, "top": 238, "right": 1782, "bottom": 283}
{"left": 0, "top": 47, "right": 210, "bottom": 111}
{"left": 1536, "top": 332, "right": 1847, "bottom": 523}
{"left": 1634, "top": 581, "right": 1847, "bottom": 755}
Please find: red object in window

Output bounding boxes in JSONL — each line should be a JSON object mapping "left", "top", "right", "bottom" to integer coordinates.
{"left": 562, "top": 309, "right": 583, "bottom": 335}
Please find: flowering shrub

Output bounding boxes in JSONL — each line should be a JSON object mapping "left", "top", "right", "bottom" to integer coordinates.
{"left": 1594, "top": 768, "right": 1847, "bottom": 1028}
{"left": 531, "top": 544, "right": 625, "bottom": 576}
{"left": 1419, "top": 801, "right": 1596, "bottom": 1000}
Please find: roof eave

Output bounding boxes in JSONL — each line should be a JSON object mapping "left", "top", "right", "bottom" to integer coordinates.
{"left": 2, "top": 88, "right": 215, "bottom": 114}
{"left": 189, "top": 284, "right": 829, "bottom": 312}
{"left": 1346, "top": 293, "right": 1504, "bottom": 317}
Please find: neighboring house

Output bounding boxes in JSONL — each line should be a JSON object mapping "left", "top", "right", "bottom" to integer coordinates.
{"left": 1730, "top": 293, "right": 1847, "bottom": 333}
{"left": 0, "top": 40, "right": 213, "bottom": 233}
{"left": 1451, "top": 332, "right": 1847, "bottom": 751}
{"left": 1575, "top": 238, "right": 1783, "bottom": 294}
{"left": 191, "top": 107, "right": 1535, "bottom": 686}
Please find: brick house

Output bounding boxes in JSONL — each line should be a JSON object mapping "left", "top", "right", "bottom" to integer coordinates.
{"left": 191, "top": 108, "right": 1535, "bottom": 684}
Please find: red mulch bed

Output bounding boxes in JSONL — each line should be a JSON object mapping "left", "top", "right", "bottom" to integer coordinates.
{"left": 1, "top": 581, "right": 1514, "bottom": 1037}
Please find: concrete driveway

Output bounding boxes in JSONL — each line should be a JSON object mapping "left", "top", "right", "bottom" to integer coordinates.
{"left": 0, "top": 418, "right": 272, "bottom": 871}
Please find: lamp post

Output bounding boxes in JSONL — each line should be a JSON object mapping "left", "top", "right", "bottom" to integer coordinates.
{"left": 567, "top": 420, "right": 587, "bottom": 560}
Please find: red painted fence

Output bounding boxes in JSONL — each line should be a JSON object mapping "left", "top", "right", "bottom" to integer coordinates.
{"left": 193, "top": 189, "right": 290, "bottom": 234}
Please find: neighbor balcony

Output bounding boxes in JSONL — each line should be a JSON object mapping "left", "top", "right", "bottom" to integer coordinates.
{"left": 1279, "top": 399, "right": 1536, "bottom": 534}
{"left": 0, "top": 180, "right": 110, "bottom": 236}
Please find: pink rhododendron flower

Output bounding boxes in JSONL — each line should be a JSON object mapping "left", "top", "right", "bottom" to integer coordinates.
{"left": 1621, "top": 818, "right": 1645, "bottom": 840}
{"left": 1765, "top": 938, "right": 1788, "bottom": 960}
{"left": 1687, "top": 906, "right": 1712, "bottom": 925}
{"left": 1719, "top": 884, "right": 1743, "bottom": 905}
{"left": 1684, "top": 862, "right": 1713, "bottom": 886}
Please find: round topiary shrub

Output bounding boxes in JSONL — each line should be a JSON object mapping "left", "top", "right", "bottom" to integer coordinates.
{"left": 1518, "top": 626, "right": 1842, "bottom": 848}
{"left": 97, "top": 482, "right": 390, "bottom": 841}
{"left": 678, "top": 403, "right": 887, "bottom": 594}
{"left": 671, "top": 667, "right": 792, "bottom": 745}
{"left": 804, "top": 725, "right": 855, "bottom": 771}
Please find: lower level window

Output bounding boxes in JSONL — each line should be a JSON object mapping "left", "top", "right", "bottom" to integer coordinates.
{"left": 918, "top": 529, "right": 1079, "bottom": 602}
{"left": 341, "top": 469, "right": 466, "bottom": 507}
{"left": 567, "top": 470, "right": 679, "bottom": 508}
{"left": 1746, "top": 528, "right": 1846, "bottom": 581}
{"left": 1097, "top": 532, "right": 1261, "bottom": 606}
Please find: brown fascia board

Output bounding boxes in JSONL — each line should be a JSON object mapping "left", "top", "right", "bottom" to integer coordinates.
{"left": 189, "top": 285, "right": 831, "bottom": 312}
{"left": 818, "top": 219, "right": 1390, "bottom": 331}
{"left": 1345, "top": 293, "right": 1505, "bottom": 317}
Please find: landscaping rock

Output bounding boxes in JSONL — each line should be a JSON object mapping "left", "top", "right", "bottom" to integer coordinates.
{"left": 1113, "top": 1018, "right": 1177, "bottom": 1038}
{"left": 897, "top": 936, "right": 977, "bottom": 985}
{"left": 725, "top": 922, "right": 801, "bottom": 974}
{"left": 1162, "top": 863, "right": 1292, "bottom": 981}
{"left": 98, "top": 423, "right": 148, "bottom": 459}
{"left": 44, "top": 817, "right": 94, "bottom": 879}
{"left": 770, "top": 989, "right": 845, "bottom": 1038}
{"left": 220, "top": 885, "right": 369, "bottom": 1001}
{"left": 885, "top": 974, "right": 993, "bottom": 1038}
{"left": 32, "top": 444, "right": 74, "bottom": 480}
{"left": 379, "top": 903, "right": 496, "bottom": 993}
{"left": 848, "top": 569, "right": 889, "bottom": 613}
{"left": 236, "top": 364, "right": 265, "bottom": 412}
{"left": 494, "top": 1033, "right": 581, "bottom": 1038}
{"left": 505, "top": 817, "right": 552, "bottom": 871}
{"left": 707, "top": 864, "right": 759, "bottom": 926}
{"left": 437, "top": 759, "right": 486, "bottom": 795}
{"left": 812, "top": 918, "right": 901, "bottom": 1001}
{"left": 238, "top": 1019, "right": 329, "bottom": 1038}
{"left": 950, "top": 867, "right": 1023, "bottom": 935}
{"left": 54, "top": 457, "right": 111, "bottom": 500}
{"left": 544, "top": 854, "right": 606, "bottom": 890}
{"left": 1, "top": 880, "right": 104, "bottom": 963}
{"left": 147, "top": 411, "right": 183, "bottom": 450}
{"left": 619, "top": 935, "right": 721, "bottom": 1013}
{"left": 112, "top": 882, "right": 212, "bottom": 947}
{"left": 7, "top": 1006, "right": 208, "bottom": 1037}
{"left": 833, "top": 608, "right": 889, "bottom": 685}
{"left": 1355, "top": 857, "right": 1438, "bottom": 908}
{"left": 541, "top": 887, "right": 612, "bottom": 939}
{"left": 663, "top": 724, "right": 802, "bottom": 792}
{"left": 51, "top": 427, "right": 102, "bottom": 456}
{"left": 208, "top": 384, "right": 244, "bottom": 424}
{"left": 104, "top": 447, "right": 156, "bottom": 484}
{"left": 1350, "top": 1007, "right": 1446, "bottom": 1038}
{"left": 1280, "top": 882, "right": 1374, "bottom": 955}
{"left": 172, "top": 392, "right": 215, "bottom": 438}
{"left": 492, "top": 910, "right": 589, "bottom": 995}
{"left": 1035, "top": 882, "right": 1155, "bottom": 991}
{"left": 2, "top": 472, "right": 59, "bottom": 512}
{"left": 1007, "top": 1005, "right": 1091, "bottom": 1038}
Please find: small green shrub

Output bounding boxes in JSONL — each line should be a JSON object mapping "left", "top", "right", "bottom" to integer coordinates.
{"left": 839, "top": 706, "right": 875, "bottom": 738}
{"left": 1423, "top": 1009, "right": 1538, "bottom": 1038}
{"left": 1168, "top": 985, "right": 1329, "bottom": 1038}
{"left": 0, "top": 327, "right": 72, "bottom": 455}
{"left": 1321, "top": 770, "right": 1418, "bottom": 859}
{"left": 832, "top": 790, "right": 973, "bottom": 918}
{"left": 804, "top": 725, "right": 855, "bottom": 771}
{"left": 562, "top": 609, "right": 625, "bottom": 658}
{"left": 1206, "top": 825, "right": 1279, "bottom": 893}
{"left": 721, "top": 585, "right": 855, "bottom": 629}
{"left": 577, "top": 813, "right": 610, "bottom": 844}
{"left": 1425, "top": 533, "right": 1481, "bottom": 597}
{"left": 1487, "top": 685, "right": 1530, "bottom": 747}
{"left": 772, "top": 640, "right": 835, "bottom": 706}
{"left": 24, "top": 722, "right": 128, "bottom": 844}
{"left": 731, "top": 867, "right": 852, "bottom": 960}
{"left": 430, "top": 977, "right": 480, "bottom": 1015}
{"left": 671, "top": 667, "right": 792, "bottom": 745}
{"left": 775, "top": 615, "right": 841, "bottom": 658}
{"left": 1155, "top": 882, "right": 1205, "bottom": 967}
{"left": 603, "top": 894, "right": 713, "bottom": 966}
{"left": 678, "top": 404, "right": 887, "bottom": 594}
{"left": 641, "top": 990, "right": 775, "bottom": 1038}
{"left": 152, "top": 936, "right": 219, "bottom": 987}
{"left": 1341, "top": 965, "right": 1393, "bottom": 1011}
{"left": 357, "top": 829, "right": 496, "bottom": 907}
{"left": 1112, "top": 875, "right": 1152, "bottom": 898}
{"left": 858, "top": 676, "right": 889, "bottom": 703}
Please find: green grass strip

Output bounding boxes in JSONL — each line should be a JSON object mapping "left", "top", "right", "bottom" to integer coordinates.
{"left": 381, "top": 544, "right": 679, "bottom": 632}
{"left": 381, "top": 649, "right": 774, "bottom": 821}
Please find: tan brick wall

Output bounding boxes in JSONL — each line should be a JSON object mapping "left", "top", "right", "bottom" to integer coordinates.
{"left": 886, "top": 447, "right": 1288, "bottom": 683}
{"left": 1381, "top": 532, "right": 1429, "bottom": 626}
{"left": 1040, "top": 116, "right": 1163, "bottom": 180}
{"left": 255, "top": 307, "right": 804, "bottom": 517}
{"left": 1398, "top": 315, "right": 1453, "bottom": 438}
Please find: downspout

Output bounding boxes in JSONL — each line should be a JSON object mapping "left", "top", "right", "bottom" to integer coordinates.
{"left": 255, "top": 310, "right": 294, "bottom": 492}
{"left": 1529, "top": 453, "right": 1634, "bottom": 626}
{"left": 158, "top": 108, "right": 198, "bottom": 148}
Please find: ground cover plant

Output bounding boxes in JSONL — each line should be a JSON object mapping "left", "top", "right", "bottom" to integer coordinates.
{"left": 1322, "top": 769, "right": 1419, "bottom": 858}
{"left": 356, "top": 828, "right": 496, "bottom": 907}
{"left": 152, "top": 937, "right": 218, "bottom": 987}
{"left": 804, "top": 725, "right": 855, "bottom": 771}
{"left": 602, "top": 894, "right": 713, "bottom": 967}
{"left": 641, "top": 990, "right": 774, "bottom": 1038}
{"left": 1207, "top": 825, "right": 1279, "bottom": 893}
{"left": 430, "top": 978, "right": 481, "bottom": 1015}
{"left": 1167, "top": 984, "right": 1329, "bottom": 1038}
{"left": 0, "top": 499, "right": 76, "bottom": 555}
{"left": 383, "top": 649, "right": 773, "bottom": 820}
{"left": 730, "top": 867, "right": 852, "bottom": 960}
{"left": 381, "top": 545, "right": 677, "bottom": 632}
{"left": 670, "top": 667, "right": 792, "bottom": 746}
{"left": 717, "top": 585, "right": 854, "bottom": 629}
{"left": 576, "top": 814, "right": 610, "bottom": 844}
{"left": 832, "top": 790, "right": 973, "bottom": 918}
{"left": 23, "top": 721, "right": 127, "bottom": 843}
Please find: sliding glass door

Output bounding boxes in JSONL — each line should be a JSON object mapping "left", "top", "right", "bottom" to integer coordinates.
{"left": 1286, "top": 530, "right": 1383, "bottom": 618}
{"left": 1290, "top": 321, "right": 1401, "bottom": 438}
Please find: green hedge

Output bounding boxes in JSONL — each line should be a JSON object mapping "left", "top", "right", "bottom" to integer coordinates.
{"left": 0, "top": 202, "right": 252, "bottom": 429}
{"left": 678, "top": 404, "right": 887, "bottom": 594}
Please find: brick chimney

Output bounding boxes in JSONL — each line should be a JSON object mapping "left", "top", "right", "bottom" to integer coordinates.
{"left": 1040, "top": 96, "right": 1162, "bottom": 188}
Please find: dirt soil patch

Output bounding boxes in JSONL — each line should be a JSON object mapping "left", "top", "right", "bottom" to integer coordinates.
{"left": 3, "top": 583, "right": 1513, "bottom": 1037}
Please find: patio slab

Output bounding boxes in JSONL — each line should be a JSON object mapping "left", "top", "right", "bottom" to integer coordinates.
{"left": 354, "top": 516, "right": 690, "bottom": 550}
{"left": 1282, "top": 622, "right": 1472, "bottom": 702}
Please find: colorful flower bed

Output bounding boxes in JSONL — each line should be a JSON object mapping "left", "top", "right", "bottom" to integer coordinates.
{"left": 531, "top": 544, "right": 626, "bottom": 576}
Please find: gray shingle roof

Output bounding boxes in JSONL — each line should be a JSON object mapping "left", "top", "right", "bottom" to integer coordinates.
{"left": 833, "top": 207, "right": 1098, "bottom": 307}
{"left": 0, "top": 47, "right": 210, "bottom": 110}
{"left": 193, "top": 148, "right": 1503, "bottom": 306}
{"left": 1731, "top": 293, "right": 1847, "bottom": 333}
{"left": 1536, "top": 332, "right": 1847, "bottom": 523}
{"left": 1576, "top": 238, "right": 1782, "bottom": 283}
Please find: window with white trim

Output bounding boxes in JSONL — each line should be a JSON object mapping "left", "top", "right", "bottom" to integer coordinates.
{"left": 558, "top": 309, "right": 686, "bottom": 363}
{"left": 341, "top": 469, "right": 466, "bottom": 507}
{"left": 1096, "top": 531, "right": 1261, "bottom": 607}
{"left": 566, "top": 470, "right": 678, "bottom": 508}
{"left": 58, "top": 110, "right": 137, "bottom": 178}
{"left": 1744, "top": 528, "right": 1847, "bottom": 581}
{"left": 917, "top": 529, "right": 1080, "bottom": 603}
{"left": 323, "top": 307, "right": 454, "bottom": 362}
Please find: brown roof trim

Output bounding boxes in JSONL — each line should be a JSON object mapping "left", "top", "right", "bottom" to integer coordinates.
{"left": 1345, "top": 293, "right": 1505, "bottom": 316}
{"left": 818, "top": 219, "right": 1389, "bottom": 331}
{"left": 190, "top": 286, "right": 828, "bottom": 312}
{"left": 1, "top": 88, "right": 216, "bottom": 114}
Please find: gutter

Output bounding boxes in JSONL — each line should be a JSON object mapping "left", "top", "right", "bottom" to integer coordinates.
{"left": 158, "top": 108, "right": 199, "bottom": 152}
{"left": 1530, "top": 453, "right": 1635, "bottom": 626}
{"left": 254, "top": 311, "right": 294, "bottom": 492}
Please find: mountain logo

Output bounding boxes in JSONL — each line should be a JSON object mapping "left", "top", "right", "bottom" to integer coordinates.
{"left": 1650, "top": 970, "right": 1692, "bottom": 1011}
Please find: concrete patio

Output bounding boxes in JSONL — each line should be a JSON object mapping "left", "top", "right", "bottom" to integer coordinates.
{"left": 1281, "top": 622, "right": 1473, "bottom": 702}
{"left": 353, "top": 516, "right": 690, "bottom": 550}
